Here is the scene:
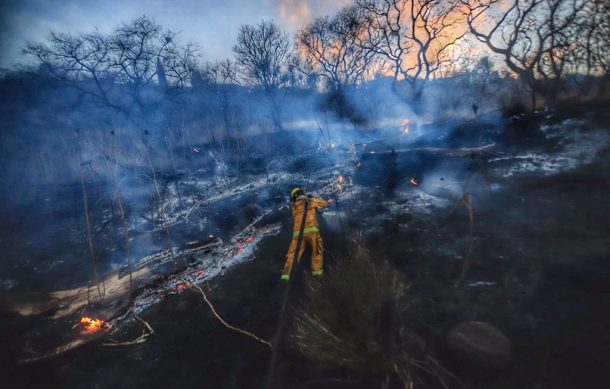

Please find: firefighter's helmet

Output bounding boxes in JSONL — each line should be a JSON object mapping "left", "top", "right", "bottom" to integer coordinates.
{"left": 291, "top": 187, "right": 304, "bottom": 202}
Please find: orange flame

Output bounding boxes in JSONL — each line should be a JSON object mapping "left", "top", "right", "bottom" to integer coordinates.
{"left": 410, "top": 178, "right": 419, "bottom": 186}
{"left": 80, "top": 316, "right": 108, "bottom": 333}
{"left": 337, "top": 175, "right": 344, "bottom": 192}
{"left": 401, "top": 118, "right": 411, "bottom": 134}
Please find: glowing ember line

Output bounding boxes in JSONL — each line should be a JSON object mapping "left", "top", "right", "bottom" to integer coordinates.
{"left": 410, "top": 178, "right": 419, "bottom": 186}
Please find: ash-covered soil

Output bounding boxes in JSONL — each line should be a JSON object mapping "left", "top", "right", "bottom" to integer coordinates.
{"left": 1, "top": 102, "right": 610, "bottom": 388}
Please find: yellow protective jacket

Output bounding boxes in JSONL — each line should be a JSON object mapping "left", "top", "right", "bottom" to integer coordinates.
{"left": 292, "top": 195, "right": 328, "bottom": 237}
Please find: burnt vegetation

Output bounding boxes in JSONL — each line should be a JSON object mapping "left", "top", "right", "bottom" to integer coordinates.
{"left": 1, "top": 1, "right": 609, "bottom": 388}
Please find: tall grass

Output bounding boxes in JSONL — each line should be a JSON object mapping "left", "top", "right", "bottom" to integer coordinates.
{"left": 291, "top": 244, "right": 453, "bottom": 388}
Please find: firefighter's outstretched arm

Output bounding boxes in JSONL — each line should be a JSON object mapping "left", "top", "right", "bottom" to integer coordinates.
{"left": 310, "top": 198, "right": 328, "bottom": 209}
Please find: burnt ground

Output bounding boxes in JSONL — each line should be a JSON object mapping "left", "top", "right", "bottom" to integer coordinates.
{"left": 2, "top": 102, "right": 610, "bottom": 388}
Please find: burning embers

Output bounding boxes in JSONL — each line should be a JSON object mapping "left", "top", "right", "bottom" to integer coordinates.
{"left": 401, "top": 118, "right": 411, "bottom": 135}
{"left": 79, "top": 316, "right": 108, "bottom": 334}
{"left": 336, "top": 175, "right": 353, "bottom": 193}
{"left": 410, "top": 178, "right": 419, "bottom": 186}
{"left": 228, "top": 225, "right": 266, "bottom": 259}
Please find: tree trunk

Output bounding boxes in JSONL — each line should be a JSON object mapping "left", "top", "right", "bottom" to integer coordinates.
{"left": 267, "top": 88, "right": 284, "bottom": 132}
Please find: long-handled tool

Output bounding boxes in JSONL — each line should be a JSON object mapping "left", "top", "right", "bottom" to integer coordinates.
{"left": 264, "top": 195, "right": 309, "bottom": 389}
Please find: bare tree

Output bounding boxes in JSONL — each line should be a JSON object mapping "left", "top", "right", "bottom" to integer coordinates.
{"left": 199, "top": 59, "right": 240, "bottom": 85}
{"left": 296, "top": 6, "right": 378, "bottom": 92}
{"left": 233, "top": 21, "right": 290, "bottom": 131}
{"left": 357, "top": 0, "right": 468, "bottom": 101}
{"left": 463, "top": 0, "right": 588, "bottom": 107}
{"left": 285, "top": 52, "right": 312, "bottom": 89}
{"left": 162, "top": 42, "right": 200, "bottom": 87}
{"left": 573, "top": 0, "right": 610, "bottom": 97}
{"left": 217, "top": 59, "right": 240, "bottom": 85}
{"left": 233, "top": 21, "right": 290, "bottom": 90}
{"left": 25, "top": 15, "right": 198, "bottom": 115}
{"left": 25, "top": 30, "right": 122, "bottom": 111}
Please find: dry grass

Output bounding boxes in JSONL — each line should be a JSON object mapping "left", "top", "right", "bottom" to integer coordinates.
{"left": 290, "top": 244, "right": 453, "bottom": 388}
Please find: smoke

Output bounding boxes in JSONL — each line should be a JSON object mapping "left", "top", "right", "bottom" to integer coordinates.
{"left": 276, "top": 0, "right": 353, "bottom": 25}
{"left": 0, "top": 12, "right": 511, "bottom": 292}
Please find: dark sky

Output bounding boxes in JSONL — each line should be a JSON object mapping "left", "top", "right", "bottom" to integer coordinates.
{"left": 0, "top": 0, "right": 351, "bottom": 69}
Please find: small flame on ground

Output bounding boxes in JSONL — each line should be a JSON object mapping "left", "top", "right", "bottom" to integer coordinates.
{"left": 80, "top": 316, "right": 108, "bottom": 333}
{"left": 337, "top": 175, "right": 344, "bottom": 192}
{"left": 410, "top": 178, "right": 419, "bottom": 186}
{"left": 401, "top": 118, "right": 411, "bottom": 135}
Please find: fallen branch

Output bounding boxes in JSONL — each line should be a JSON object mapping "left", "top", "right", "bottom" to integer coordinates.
{"left": 189, "top": 284, "right": 272, "bottom": 348}
{"left": 19, "top": 336, "right": 96, "bottom": 364}
{"left": 101, "top": 313, "right": 154, "bottom": 347}
{"left": 366, "top": 143, "right": 496, "bottom": 157}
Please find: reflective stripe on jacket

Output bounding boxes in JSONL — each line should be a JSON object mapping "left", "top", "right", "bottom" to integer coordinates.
{"left": 292, "top": 195, "right": 328, "bottom": 237}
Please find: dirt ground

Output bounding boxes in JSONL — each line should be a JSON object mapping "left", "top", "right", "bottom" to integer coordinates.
{"left": 2, "top": 103, "right": 610, "bottom": 388}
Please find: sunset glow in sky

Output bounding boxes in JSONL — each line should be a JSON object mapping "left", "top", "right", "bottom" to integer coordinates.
{"left": 0, "top": 0, "right": 353, "bottom": 68}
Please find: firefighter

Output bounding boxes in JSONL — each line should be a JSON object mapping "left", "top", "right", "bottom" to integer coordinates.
{"left": 281, "top": 188, "right": 328, "bottom": 281}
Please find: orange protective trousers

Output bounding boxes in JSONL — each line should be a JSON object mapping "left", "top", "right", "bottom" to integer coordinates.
{"left": 283, "top": 232, "right": 324, "bottom": 276}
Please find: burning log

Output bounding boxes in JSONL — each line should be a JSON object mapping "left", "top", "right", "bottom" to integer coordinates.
{"left": 19, "top": 315, "right": 110, "bottom": 364}
{"left": 13, "top": 210, "right": 281, "bottom": 363}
